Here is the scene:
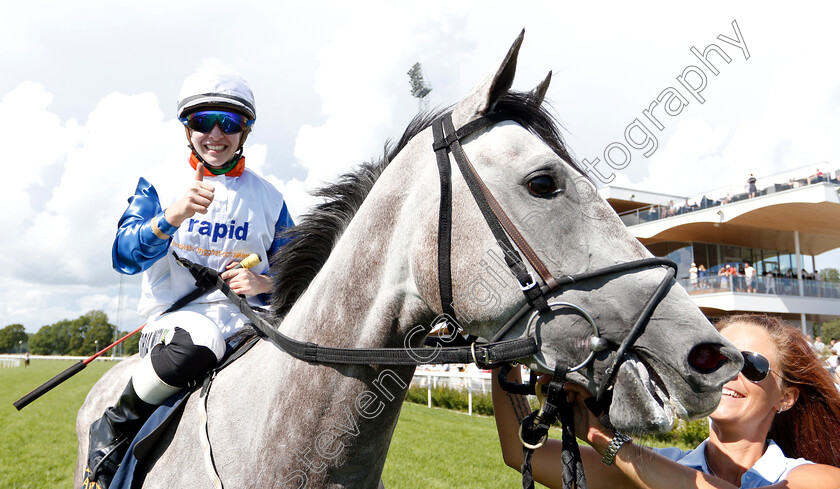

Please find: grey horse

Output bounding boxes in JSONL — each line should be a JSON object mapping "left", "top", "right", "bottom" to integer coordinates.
{"left": 76, "top": 32, "right": 741, "bottom": 488}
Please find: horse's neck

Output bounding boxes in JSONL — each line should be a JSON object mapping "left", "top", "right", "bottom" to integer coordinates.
{"left": 257, "top": 175, "right": 430, "bottom": 482}
{"left": 280, "top": 173, "right": 430, "bottom": 349}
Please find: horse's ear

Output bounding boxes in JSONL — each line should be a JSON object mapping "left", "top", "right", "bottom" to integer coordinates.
{"left": 530, "top": 71, "right": 551, "bottom": 106}
{"left": 451, "top": 29, "right": 524, "bottom": 127}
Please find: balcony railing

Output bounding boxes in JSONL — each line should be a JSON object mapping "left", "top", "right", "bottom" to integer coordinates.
{"left": 678, "top": 276, "right": 840, "bottom": 299}
{"left": 618, "top": 165, "right": 840, "bottom": 227}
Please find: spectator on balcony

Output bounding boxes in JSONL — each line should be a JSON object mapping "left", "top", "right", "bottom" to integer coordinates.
{"left": 748, "top": 173, "right": 757, "bottom": 198}
{"left": 698, "top": 264, "right": 707, "bottom": 288}
{"left": 807, "top": 169, "right": 825, "bottom": 184}
{"left": 718, "top": 266, "right": 730, "bottom": 290}
{"left": 689, "top": 263, "right": 698, "bottom": 289}
{"left": 745, "top": 262, "right": 756, "bottom": 293}
{"left": 725, "top": 264, "right": 741, "bottom": 292}
{"left": 765, "top": 269, "right": 776, "bottom": 294}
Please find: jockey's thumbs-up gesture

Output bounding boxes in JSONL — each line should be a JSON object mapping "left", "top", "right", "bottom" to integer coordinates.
{"left": 165, "top": 163, "right": 215, "bottom": 227}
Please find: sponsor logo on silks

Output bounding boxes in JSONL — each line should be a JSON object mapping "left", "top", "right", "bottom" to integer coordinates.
{"left": 139, "top": 328, "right": 170, "bottom": 357}
{"left": 187, "top": 219, "right": 249, "bottom": 243}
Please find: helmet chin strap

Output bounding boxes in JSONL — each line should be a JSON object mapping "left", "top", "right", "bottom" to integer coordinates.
{"left": 184, "top": 126, "right": 250, "bottom": 175}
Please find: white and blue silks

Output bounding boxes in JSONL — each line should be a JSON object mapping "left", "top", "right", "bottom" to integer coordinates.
{"left": 112, "top": 165, "right": 293, "bottom": 350}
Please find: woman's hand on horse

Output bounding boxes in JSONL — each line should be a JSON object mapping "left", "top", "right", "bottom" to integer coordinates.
{"left": 221, "top": 263, "right": 272, "bottom": 296}
{"left": 165, "top": 163, "right": 215, "bottom": 227}
{"left": 533, "top": 375, "right": 610, "bottom": 447}
{"left": 563, "top": 382, "right": 611, "bottom": 449}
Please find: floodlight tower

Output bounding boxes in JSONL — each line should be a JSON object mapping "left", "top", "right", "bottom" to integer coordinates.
{"left": 407, "top": 62, "right": 433, "bottom": 112}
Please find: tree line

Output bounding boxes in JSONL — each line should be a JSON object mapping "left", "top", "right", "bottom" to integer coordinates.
{"left": 0, "top": 310, "right": 139, "bottom": 356}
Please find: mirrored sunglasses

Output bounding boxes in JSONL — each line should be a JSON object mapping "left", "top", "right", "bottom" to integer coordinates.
{"left": 180, "top": 110, "right": 254, "bottom": 135}
{"left": 741, "top": 350, "right": 780, "bottom": 383}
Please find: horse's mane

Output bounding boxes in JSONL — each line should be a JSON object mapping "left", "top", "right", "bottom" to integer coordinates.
{"left": 269, "top": 91, "right": 582, "bottom": 316}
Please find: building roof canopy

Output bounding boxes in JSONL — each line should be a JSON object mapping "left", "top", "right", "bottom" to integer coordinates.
{"left": 607, "top": 184, "right": 840, "bottom": 255}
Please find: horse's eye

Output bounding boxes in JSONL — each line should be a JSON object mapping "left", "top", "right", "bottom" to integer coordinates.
{"left": 527, "top": 175, "right": 559, "bottom": 197}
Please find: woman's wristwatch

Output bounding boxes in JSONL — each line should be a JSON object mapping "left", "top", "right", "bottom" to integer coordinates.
{"left": 601, "top": 431, "right": 632, "bottom": 466}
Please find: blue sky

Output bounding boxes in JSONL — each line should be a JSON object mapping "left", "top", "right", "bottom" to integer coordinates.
{"left": 2, "top": 1, "right": 838, "bottom": 333}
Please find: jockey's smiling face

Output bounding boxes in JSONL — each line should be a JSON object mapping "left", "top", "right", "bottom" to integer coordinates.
{"left": 189, "top": 123, "right": 243, "bottom": 169}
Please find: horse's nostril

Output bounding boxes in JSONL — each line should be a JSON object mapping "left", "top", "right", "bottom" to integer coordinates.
{"left": 688, "top": 344, "right": 729, "bottom": 373}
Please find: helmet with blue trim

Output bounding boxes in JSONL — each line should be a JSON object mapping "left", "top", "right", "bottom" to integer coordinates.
{"left": 177, "top": 70, "right": 256, "bottom": 121}
{"left": 177, "top": 70, "right": 256, "bottom": 172}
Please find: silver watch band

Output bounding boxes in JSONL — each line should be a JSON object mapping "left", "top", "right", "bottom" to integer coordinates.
{"left": 601, "top": 431, "right": 632, "bottom": 466}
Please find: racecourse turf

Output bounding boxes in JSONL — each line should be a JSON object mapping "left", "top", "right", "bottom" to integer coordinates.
{"left": 0, "top": 359, "right": 115, "bottom": 489}
{"left": 1, "top": 359, "right": 539, "bottom": 488}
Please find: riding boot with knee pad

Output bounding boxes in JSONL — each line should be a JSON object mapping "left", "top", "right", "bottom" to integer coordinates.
{"left": 87, "top": 381, "right": 156, "bottom": 489}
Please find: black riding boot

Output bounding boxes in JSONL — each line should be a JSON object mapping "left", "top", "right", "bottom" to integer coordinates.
{"left": 87, "top": 381, "right": 156, "bottom": 489}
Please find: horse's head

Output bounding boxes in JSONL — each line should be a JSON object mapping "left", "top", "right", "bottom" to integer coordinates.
{"left": 404, "top": 31, "right": 742, "bottom": 433}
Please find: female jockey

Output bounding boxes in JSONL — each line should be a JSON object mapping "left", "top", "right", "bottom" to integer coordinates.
{"left": 85, "top": 70, "right": 294, "bottom": 488}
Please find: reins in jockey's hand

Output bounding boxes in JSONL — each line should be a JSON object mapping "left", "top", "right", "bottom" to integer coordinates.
{"left": 168, "top": 253, "right": 261, "bottom": 313}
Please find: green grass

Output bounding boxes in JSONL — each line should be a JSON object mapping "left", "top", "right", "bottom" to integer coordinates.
{"left": 382, "top": 402, "right": 544, "bottom": 489}
{"left": 0, "top": 359, "right": 117, "bottom": 489}
{"left": 0, "top": 360, "right": 538, "bottom": 488}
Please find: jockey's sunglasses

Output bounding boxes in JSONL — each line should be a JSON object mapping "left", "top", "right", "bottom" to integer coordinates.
{"left": 741, "top": 350, "right": 781, "bottom": 383}
{"left": 180, "top": 110, "right": 254, "bottom": 135}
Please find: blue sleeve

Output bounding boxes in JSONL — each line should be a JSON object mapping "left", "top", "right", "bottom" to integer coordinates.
{"left": 650, "top": 446, "right": 689, "bottom": 461}
{"left": 268, "top": 200, "right": 295, "bottom": 256}
{"left": 257, "top": 201, "right": 294, "bottom": 304}
{"left": 112, "top": 178, "right": 179, "bottom": 275}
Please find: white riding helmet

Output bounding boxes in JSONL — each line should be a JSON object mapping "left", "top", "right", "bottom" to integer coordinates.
{"left": 177, "top": 70, "right": 256, "bottom": 120}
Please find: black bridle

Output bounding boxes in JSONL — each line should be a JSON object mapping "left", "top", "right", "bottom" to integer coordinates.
{"left": 174, "top": 110, "right": 677, "bottom": 489}
{"left": 432, "top": 111, "right": 676, "bottom": 489}
{"left": 430, "top": 111, "right": 676, "bottom": 409}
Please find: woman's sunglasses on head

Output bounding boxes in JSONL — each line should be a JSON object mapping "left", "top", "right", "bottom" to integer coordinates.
{"left": 741, "top": 350, "right": 782, "bottom": 383}
{"left": 180, "top": 110, "right": 254, "bottom": 135}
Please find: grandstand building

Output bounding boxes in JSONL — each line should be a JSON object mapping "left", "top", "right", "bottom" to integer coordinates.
{"left": 600, "top": 164, "right": 840, "bottom": 334}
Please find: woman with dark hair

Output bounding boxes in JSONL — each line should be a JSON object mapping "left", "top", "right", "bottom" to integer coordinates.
{"left": 492, "top": 314, "right": 840, "bottom": 488}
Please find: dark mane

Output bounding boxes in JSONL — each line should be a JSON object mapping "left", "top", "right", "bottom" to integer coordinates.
{"left": 269, "top": 91, "right": 581, "bottom": 316}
